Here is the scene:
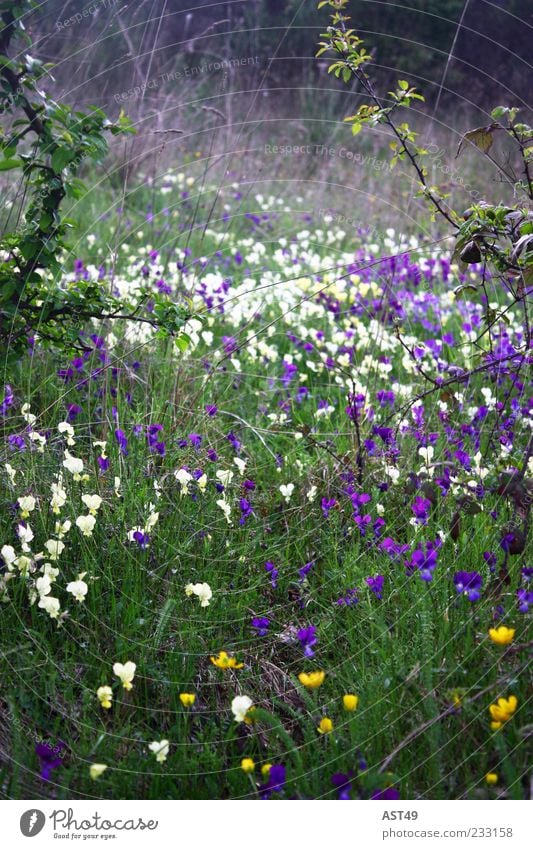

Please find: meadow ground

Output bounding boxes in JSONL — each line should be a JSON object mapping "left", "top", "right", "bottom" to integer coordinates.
{"left": 0, "top": 164, "right": 531, "bottom": 800}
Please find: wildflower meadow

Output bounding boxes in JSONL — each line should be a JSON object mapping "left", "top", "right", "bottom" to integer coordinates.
{"left": 0, "top": 0, "right": 531, "bottom": 813}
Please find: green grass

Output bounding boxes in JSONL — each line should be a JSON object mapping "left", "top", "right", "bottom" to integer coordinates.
{"left": 0, "top": 175, "right": 531, "bottom": 800}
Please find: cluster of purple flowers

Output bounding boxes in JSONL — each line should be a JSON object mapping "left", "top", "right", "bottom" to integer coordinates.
{"left": 453, "top": 571, "right": 483, "bottom": 602}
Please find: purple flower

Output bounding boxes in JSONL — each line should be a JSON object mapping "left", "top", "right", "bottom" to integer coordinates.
{"left": 366, "top": 575, "right": 384, "bottom": 599}
{"left": 331, "top": 772, "right": 352, "bottom": 800}
{"left": 260, "top": 764, "right": 286, "bottom": 798}
{"left": 114, "top": 428, "right": 128, "bottom": 456}
{"left": 8, "top": 434, "right": 25, "bottom": 452}
{"left": 243, "top": 479, "right": 256, "bottom": 491}
{"left": 517, "top": 588, "right": 533, "bottom": 613}
{"left": 321, "top": 497, "right": 337, "bottom": 518}
{"left": 354, "top": 513, "right": 372, "bottom": 535}
{"left": 251, "top": 616, "right": 270, "bottom": 636}
{"left": 132, "top": 530, "right": 149, "bottom": 549}
{"left": 188, "top": 433, "right": 202, "bottom": 449}
{"left": 67, "top": 404, "right": 82, "bottom": 421}
{"left": 222, "top": 336, "right": 238, "bottom": 355}
{"left": 376, "top": 389, "right": 395, "bottom": 407}
{"left": 227, "top": 431, "right": 241, "bottom": 452}
{"left": 351, "top": 492, "right": 371, "bottom": 513}
{"left": 411, "top": 496, "right": 431, "bottom": 523}
{"left": 265, "top": 561, "right": 279, "bottom": 589}
{"left": 298, "top": 561, "right": 314, "bottom": 583}
{"left": 1, "top": 385, "right": 14, "bottom": 417}
{"left": 205, "top": 404, "right": 218, "bottom": 417}
{"left": 336, "top": 587, "right": 359, "bottom": 606}
{"left": 239, "top": 498, "right": 253, "bottom": 524}
{"left": 405, "top": 539, "right": 441, "bottom": 582}
{"left": 35, "top": 739, "right": 66, "bottom": 781}
{"left": 345, "top": 393, "right": 365, "bottom": 421}
{"left": 297, "top": 625, "right": 317, "bottom": 657}
{"left": 453, "top": 571, "right": 482, "bottom": 601}
{"left": 380, "top": 537, "right": 410, "bottom": 560}
{"left": 371, "top": 786, "right": 400, "bottom": 800}
{"left": 97, "top": 455, "right": 110, "bottom": 473}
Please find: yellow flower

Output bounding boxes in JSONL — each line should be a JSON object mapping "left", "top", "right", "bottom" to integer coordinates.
{"left": 488, "top": 626, "right": 515, "bottom": 646}
{"left": 298, "top": 670, "right": 325, "bottom": 689}
{"left": 243, "top": 706, "right": 257, "bottom": 725}
{"left": 261, "top": 763, "right": 272, "bottom": 777}
{"left": 89, "top": 764, "right": 108, "bottom": 780}
{"left": 317, "top": 716, "right": 333, "bottom": 735}
{"left": 343, "top": 694, "right": 359, "bottom": 711}
{"left": 241, "top": 758, "right": 255, "bottom": 774}
{"left": 97, "top": 685, "right": 113, "bottom": 710}
{"left": 485, "top": 772, "right": 498, "bottom": 785}
{"left": 210, "top": 651, "right": 244, "bottom": 669}
{"left": 489, "top": 695, "right": 518, "bottom": 730}
{"left": 179, "top": 692, "right": 196, "bottom": 708}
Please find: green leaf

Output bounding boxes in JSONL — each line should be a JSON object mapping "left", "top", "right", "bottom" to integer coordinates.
{"left": 456, "top": 124, "right": 500, "bottom": 158}
{"left": 0, "top": 158, "right": 22, "bottom": 171}
{"left": 51, "top": 147, "right": 75, "bottom": 173}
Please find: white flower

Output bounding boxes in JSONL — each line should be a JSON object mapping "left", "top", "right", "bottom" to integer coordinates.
{"left": 306, "top": 485, "right": 317, "bottom": 502}
{"left": 418, "top": 445, "right": 434, "bottom": 465}
{"left": 15, "top": 555, "right": 32, "bottom": 576}
{"left": 35, "top": 575, "right": 51, "bottom": 597}
{"left": 38, "top": 595, "right": 60, "bottom": 619}
{"left": 114, "top": 476, "right": 121, "bottom": 497}
{"left": 5, "top": 463, "right": 17, "bottom": 484}
{"left": 28, "top": 431, "right": 46, "bottom": 452}
{"left": 197, "top": 473, "right": 208, "bottom": 493}
{"left": 216, "top": 469, "right": 234, "bottom": 488}
{"left": 81, "top": 494, "right": 102, "bottom": 515}
{"left": 76, "top": 514, "right": 96, "bottom": 537}
{"left": 185, "top": 582, "right": 212, "bottom": 607}
{"left": 233, "top": 457, "right": 247, "bottom": 475}
{"left": 1, "top": 544, "right": 17, "bottom": 571}
{"left": 89, "top": 764, "right": 107, "bottom": 780}
{"left": 50, "top": 482, "right": 67, "bottom": 514}
{"left": 63, "top": 450, "right": 84, "bottom": 477}
{"left": 21, "top": 403, "right": 36, "bottom": 425}
{"left": 279, "top": 483, "right": 294, "bottom": 503}
{"left": 58, "top": 421, "right": 75, "bottom": 445}
{"left": 66, "top": 579, "right": 88, "bottom": 602}
{"left": 17, "top": 495, "right": 36, "bottom": 518}
{"left": 145, "top": 510, "right": 159, "bottom": 531}
{"left": 41, "top": 562, "right": 59, "bottom": 582}
{"left": 45, "top": 539, "right": 65, "bottom": 560}
{"left": 174, "top": 468, "right": 193, "bottom": 495}
{"left": 17, "top": 523, "right": 34, "bottom": 551}
{"left": 231, "top": 695, "right": 253, "bottom": 723}
{"left": 113, "top": 661, "right": 136, "bottom": 690}
{"left": 54, "top": 519, "right": 71, "bottom": 539}
{"left": 384, "top": 465, "right": 400, "bottom": 485}
{"left": 216, "top": 499, "right": 232, "bottom": 524}
{"left": 148, "top": 739, "right": 169, "bottom": 763}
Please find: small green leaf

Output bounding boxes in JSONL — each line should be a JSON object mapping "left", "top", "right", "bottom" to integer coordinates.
{"left": 0, "top": 158, "right": 22, "bottom": 171}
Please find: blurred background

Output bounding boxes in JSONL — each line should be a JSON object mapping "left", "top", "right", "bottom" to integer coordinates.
{"left": 6, "top": 1, "right": 533, "bottom": 231}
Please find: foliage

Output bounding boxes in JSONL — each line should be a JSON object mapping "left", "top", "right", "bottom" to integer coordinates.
{"left": 317, "top": 0, "right": 532, "bottom": 506}
{"left": 0, "top": 0, "right": 192, "bottom": 365}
